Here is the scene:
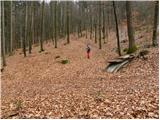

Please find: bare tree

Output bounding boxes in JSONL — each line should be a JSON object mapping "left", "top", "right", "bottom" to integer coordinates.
{"left": 113, "top": 1, "right": 121, "bottom": 56}
{"left": 90, "top": 5, "right": 93, "bottom": 39}
{"left": 10, "top": 1, "right": 13, "bottom": 54}
{"left": 66, "top": 2, "right": 70, "bottom": 44}
{"left": 40, "top": 0, "right": 45, "bottom": 52}
{"left": 1, "top": 1, "right": 6, "bottom": 67}
{"left": 50, "top": 1, "right": 54, "bottom": 45}
{"left": 152, "top": 1, "right": 159, "bottom": 46}
{"left": 94, "top": 20, "right": 97, "bottom": 44}
{"left": 126, "top": 1, "right": 136, "bottom": 53}
{"left": 54, "top": 1, "right": 57, "bottom": 48}
{"left": 23, "top": 2, "right": 28, "bottom": 57}
{"left": 28, "top": 2, "right": 32, "bottom": 54}
{"left": 99, "top": 2, "right": 102, "bottom": 49}
{"left": 31, "top": 2, "right": 35, "bottom": 46}
{"left": 102, "top": 2, "right": 106, "bottom": 44}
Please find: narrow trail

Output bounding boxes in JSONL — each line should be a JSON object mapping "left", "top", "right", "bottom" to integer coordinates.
{"left": 1, "top": 33, "right": 159, "bottom": 118}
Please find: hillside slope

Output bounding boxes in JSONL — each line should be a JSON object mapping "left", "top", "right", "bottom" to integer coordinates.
{"left": 1, "top": 32, "right": 159, "bottom": 119}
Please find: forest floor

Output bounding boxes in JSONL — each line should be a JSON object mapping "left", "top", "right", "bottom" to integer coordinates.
{"left": 1, "top": 27, "right": 159, "bottom": 118}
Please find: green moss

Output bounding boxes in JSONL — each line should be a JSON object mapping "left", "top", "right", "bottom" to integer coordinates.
{"left": 136, "top": 45, "right": 140, "bottom": 49}
{"left": 123, "top": 48, "right": 128, "bottom": 52}
{"left": 127, "top": 45, "right": 138, "bottom": 54}
{"left": 61, "top": 59, "right": 69, "bottom": 64}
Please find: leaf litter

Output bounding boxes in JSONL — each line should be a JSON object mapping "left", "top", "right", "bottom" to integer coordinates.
{"left": 1, "top": 30, "right": 159, "bottom": 119}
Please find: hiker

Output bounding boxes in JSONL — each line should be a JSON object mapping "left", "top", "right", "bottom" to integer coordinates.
{"left": 86, "top": 44, "right": 91, "bottom": 59}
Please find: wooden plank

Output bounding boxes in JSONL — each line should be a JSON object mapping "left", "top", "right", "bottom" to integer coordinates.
{"left": 106, "top": 54, "right": 135, "bottom": 73}
{"left": 108, "top": 54, "right": 134, "bottom": 63}
{"left": 113, "top": 60, "right": 129, "bottom": 72}
{"left": 108, "top": 58, "right": 124, "bottom": 63}
{"left": 118, "top": 54, "right": 131, "bottom": 59}
{"left": 106, "top": 60, "right": 129, "bottom": 73}
{"left": 106, "top": 63, "right": 118, "bottom": 72}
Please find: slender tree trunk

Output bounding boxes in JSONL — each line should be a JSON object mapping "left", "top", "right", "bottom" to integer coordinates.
{"left": 85, "top": 24, "right": 87, "bottom": 39}
{"left": 90, "top": 6, "right": 92, "bottom": 39}
{"left": 28, "top": 2, "right": 32, "bottom": 54}
{"left": 79, "top": 4, "right": 82, "bottom": 37}
{"left": 24, "top": 2, "right": 27, "bottom": 57}
{"left": 54, "top": 1, "right": 57, "bottom": 48}
{"left": 10, "top": 1, "right": 13, "bottom": 54}
{"left": 66, "top": 2, "right": 70, "bottom": 44}
{"left": 2, "top": 1, "right": 6, "bottom": 67}
{"left": 58, "top": 3, "right": 62, "bottom": 38}
{"left": 31, "top": 2, "right": 35, "bottom": 45}
{"left": 106, "top": 9, "right": 110, "bottom": 41}
{"left": 70, "top": 4, "right": 73, "bottom": 34}
{"left": 99, "top": 2, "right": 102, "bottom": 49}
{"left": 102, "top": 2, "right": 106, "bottom": 44}
{"left": 50, "top": 2, "right": 54, "bottom": 45}
{"left": 126, "top": 1, "right": 136, "bottom": 53}
{"left": 19, "top": 7, "right": 23, "bottom": 48}
{"left": 90, "top": 17, "right": 93, "bottom": 39}
{"left": 40, "top": 0, "right": 45, "bottom": 52}
{"left": 20, "top": 25, "right": 23, "bottom": 49}
{"left": 85, "top": 8, "right": 88, "bottom": 39}
{"left": 95, "top": 23, "right": 97, "bottom": 43}
{"left": 13, "top": 2, "right": 16, "bottom": 50}
{"left": 113, "top": 1, "right": 121, "bottom": 56}
{"left": 61, "top": 2, "right": 65, "bottom": 37}
{"left": 33, "top": 4, "right": 36, "bottom": 44}
{"left": 152, "top": 1, "right": 159, "bottom": 46}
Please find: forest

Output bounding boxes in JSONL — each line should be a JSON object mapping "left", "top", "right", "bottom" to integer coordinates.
{"left": 1, "top": 0, "right": 159, "bottom": 119}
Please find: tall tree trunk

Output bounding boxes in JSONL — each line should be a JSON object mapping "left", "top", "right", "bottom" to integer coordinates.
{"left": 19, "top": 7, "right": 23, "bottom": 48}
{"left": 58, "top": 3, "right": 61, "bottom": 38}
{"left": 79, "top": 3, "right": 82, "bottom": 37}
{"left": 34, "top": 3, "right": 37, "bottom": 44}
{"left": 126, "top": 1, "right": 136, "bottom": 53}
{"left": 54, "top": 1, "right": 57, "bottom": 48}
{"left": 94, "top": 8, "right": 97, "bottom": 44}
{"left": 1, "top": 1, "right": 6, "bottom": 67}
{"left": 50, "top": 1, "right": 54, "bottom": 45}
{"left": 106, "top": 9, "right": 110, "bottom": 41}
{"left": 28, "top": 2, "right": 32, "bottom": 54}
{"left": 24, "top": 1, "right": 27, "bottom": 57}
{"left": 99, "top": 2, "right": 102, "bottom": 49}
{"left": 66, "top": 2, "right": 70, "bottom": 44}
{"left": 85, "top": 8, "right": 88, "bottom": 39}
{"left": 70, "top": 3, "right": 73, "bottom": 34}
{"left": 20, "top": 25, "right": 23, "bottom": 49}
{"left": 113, "top": 1, "right": 121, "bottom": 56}
{"left": 102, "top": 2, "right": 106, "bottom": 44}
{"left": 10, "top": 1, "right": 13, "bottom": 54}
{"left": 90, "top": 6, "right": 92, "bottom": 39}
{"left": 152, "top": 1, "right": 159, "bottom": 46}
{"left": 40, "top": 0, "right": 45, "bottom": 52}
{"left": 95, "top": 23, "right": 97, "bottom": 43}
{"left": 31, "top": 2, "right": 35, "bottom": 45}
{"left": 61, "top": 2, "right": 65, "bottom": 37}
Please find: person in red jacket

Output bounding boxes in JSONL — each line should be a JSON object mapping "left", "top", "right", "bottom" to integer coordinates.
{"left": 86, "top": 44, "right": 91, "bottom": 59}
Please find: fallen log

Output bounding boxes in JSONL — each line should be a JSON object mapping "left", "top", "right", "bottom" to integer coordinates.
{"left": 108, "top": 58, "right": 124, "bottom": 63}
{"left": 108, "top": 54, "right": 134, "bottom": 63}
{"left": 106, "top": 54, "right": 135, "bottom": 73}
